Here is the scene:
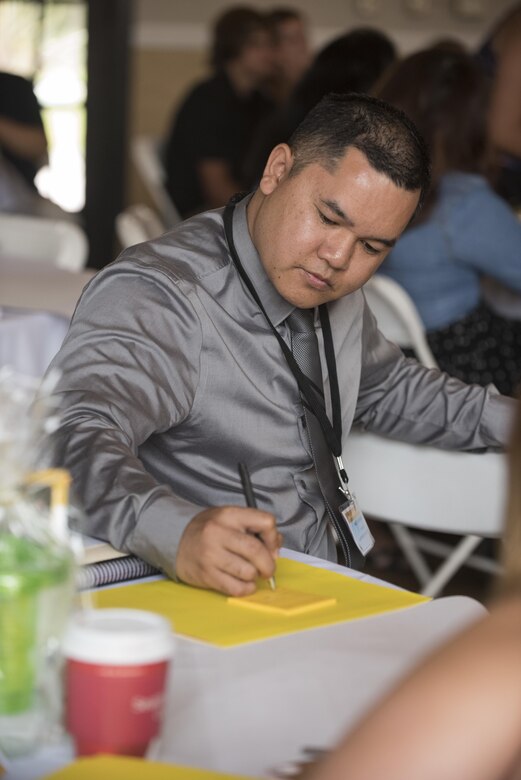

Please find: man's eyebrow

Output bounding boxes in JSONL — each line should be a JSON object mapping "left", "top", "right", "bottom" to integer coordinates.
{"left": 321, "top": 198, "right": 351, "bottom": 223}
{"left": 320, "top": 198, "right": 396, "bottom": 248}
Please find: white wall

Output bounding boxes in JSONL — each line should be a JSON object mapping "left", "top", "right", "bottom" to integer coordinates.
{"left": 134, "top": 0, "right": 516, "bottom": 53}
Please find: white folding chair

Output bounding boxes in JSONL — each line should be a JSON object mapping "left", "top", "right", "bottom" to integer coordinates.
{"left": 344, "top": 431, "right": 505, "bottom": 596}
{"left": 115, "top": 204, "right": 165, "bottom": 250}
{"left": 363, "top": 274, "right": 438, "bottom": 368}
{"left": 131, "top": 136, "right": 182, "bottom": 229}
{"left": 0, "top": 212, "right": 88, "bottom": 271}
{"left": 351, "top": 273, "right": 504, "bottom": 596}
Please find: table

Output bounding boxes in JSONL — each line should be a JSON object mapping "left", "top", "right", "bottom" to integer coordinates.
{"left": 6, "top": 551, "right": 485, "bottom": 779}
{"left": 0, "top": 256, "right": 95, "bottom": 377}
{"left": 0, "top": 307, "right": 70, "bottom": 377}
{"left": 0, "top": 256, "right": 95, "bottom": 319}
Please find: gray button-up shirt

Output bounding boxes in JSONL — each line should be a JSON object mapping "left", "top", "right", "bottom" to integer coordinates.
{"left": 50, "top": 196, "right": 514, "bottom": 578}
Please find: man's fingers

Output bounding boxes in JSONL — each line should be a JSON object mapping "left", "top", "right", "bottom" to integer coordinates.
{"left": 224, "top": 531, "right": 277, "bottom": 580}
{"left": 210, "top": 569, "right": 257, "bottom": 598}
{"left": 218, "top": 506, "right": 281, "bottom": 556}
{"left": 252, "top": 525, "right": 282, "bottom": 557}
{"left": 216, "top": 547, "right": 259, "bottom": 583}
{"left": 175, "top": 506, "right": 281, "bottom": 595}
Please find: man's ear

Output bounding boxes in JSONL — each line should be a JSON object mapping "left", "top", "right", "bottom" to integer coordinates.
{"left": 259, "top": 144, "right": 294, "bottom": 194}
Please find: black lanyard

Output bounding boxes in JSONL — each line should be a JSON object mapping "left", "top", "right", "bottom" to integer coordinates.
{"left": 223, "top": 197, "right": 349, "bottom": 488}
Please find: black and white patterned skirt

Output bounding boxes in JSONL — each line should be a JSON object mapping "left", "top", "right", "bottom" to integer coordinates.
{"left": 427, "top": 302, "right": 521, "bottom": 397}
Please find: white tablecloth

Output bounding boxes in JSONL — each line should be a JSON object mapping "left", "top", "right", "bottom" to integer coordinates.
{"left": 0, "top": 256, "right": 95, "bottom": 319}
{"left": 0, "top": 254, "right": 96, "bottom": 377}
{"left": 0, "top": 307, "right": 69, "bottom": 377}
{"left": 7, "top": 550, "right": 486, "bottom": 779}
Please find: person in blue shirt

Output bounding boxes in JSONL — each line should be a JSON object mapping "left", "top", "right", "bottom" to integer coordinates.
{"left": 376, "top": 44, "right": 521, "bottom": 397}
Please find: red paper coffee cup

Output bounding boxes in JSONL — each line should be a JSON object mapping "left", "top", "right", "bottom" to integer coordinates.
{"left": 63, "top": 608, "right": 174, "bottom": 757}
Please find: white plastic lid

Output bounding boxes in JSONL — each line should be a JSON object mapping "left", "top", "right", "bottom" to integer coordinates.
{"left": 62, "top": 608, "right": 174, "bottom": 665}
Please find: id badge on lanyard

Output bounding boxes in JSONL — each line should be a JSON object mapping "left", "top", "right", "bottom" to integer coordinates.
{"left": 334, "top": 454, "right": 375, "bottom": 557}
{"left": 339, "top": 493, "right": 375, "bottom": 556}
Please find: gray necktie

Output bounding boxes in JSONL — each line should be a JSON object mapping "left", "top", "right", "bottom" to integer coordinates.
{"left": 287, "top": 308, "right": 363, "bottom": 569}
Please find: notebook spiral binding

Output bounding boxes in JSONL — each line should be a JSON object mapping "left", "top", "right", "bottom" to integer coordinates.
{"left": 78, "top": 555, "right": 160, "bottom": 590}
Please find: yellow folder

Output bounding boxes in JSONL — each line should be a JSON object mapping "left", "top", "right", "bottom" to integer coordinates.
{"left": 43, "top": 755, "right": 255, "bottom": 779}
{"left": 94, "top": 558, "right": 429, "bottom": 647}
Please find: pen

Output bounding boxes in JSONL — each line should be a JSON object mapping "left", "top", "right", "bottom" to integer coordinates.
{"left": 238, "top": 462, "right": 276, "bottom": 591}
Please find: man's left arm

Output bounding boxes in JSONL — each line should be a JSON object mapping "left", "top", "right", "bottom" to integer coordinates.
{"left": 353, "top": 299, "right": 515, "bottom": 450}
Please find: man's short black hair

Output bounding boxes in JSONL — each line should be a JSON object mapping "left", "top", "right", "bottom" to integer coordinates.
{"left": 288, "top": 93, "right": 431, "bottom": 217}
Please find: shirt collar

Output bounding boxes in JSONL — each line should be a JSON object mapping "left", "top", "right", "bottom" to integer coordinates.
{"left": 231, "top": 193, "right": 295, "bottom": 327}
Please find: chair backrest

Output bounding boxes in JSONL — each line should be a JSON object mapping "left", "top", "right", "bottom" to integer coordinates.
{"left": 131, "top": 136, "right": 182, "bottom": 229}
{"left": 363, "top": 274, "right": 438, "bottom": 369}
{"left": 0, "top": 213, "right": 88, "bottom": 271}
{"left": 115, "top": 204, "right": 165, "bottom": 250}
{"left": 344, "top": 430, "right": 506, "bottom": 538}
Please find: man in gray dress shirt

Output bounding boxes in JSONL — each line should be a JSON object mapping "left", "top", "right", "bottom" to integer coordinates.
{"left": 50, "top": 94, "right": 514, "bottom": 595}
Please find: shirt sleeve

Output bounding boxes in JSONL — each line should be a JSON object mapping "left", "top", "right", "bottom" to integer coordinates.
{"left": 444, "top": 183, "right": 521, "bottom": 292}
{"left": 49, "top": 257, "right": 204, "bottom": 580}
{"left": 179, "top": 85, "right": 237, "bottom": 161}
{"left": 353, "top": 298, "right": 515, "bottom": 449}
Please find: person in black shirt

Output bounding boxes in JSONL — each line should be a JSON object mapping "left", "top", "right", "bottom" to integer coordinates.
{"left": 0, "top": 71, "right": 48, "bottom": 189}
{"left": 163, "top": 7, "right": 275, "bottom": 219}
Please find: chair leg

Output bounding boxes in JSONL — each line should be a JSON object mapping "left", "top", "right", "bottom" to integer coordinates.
{"left": 421, "top": 534, "right": 483, "bottom": 597}
{"left": 410, "top": 534, "right": 501, "bottom": 576}
{"left": 389, "top": 522, "right": 432, "bottom": 587}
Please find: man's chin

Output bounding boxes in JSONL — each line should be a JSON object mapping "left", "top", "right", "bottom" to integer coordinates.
{"left": 284, "top": 290, "right": 335, "bottom": 309}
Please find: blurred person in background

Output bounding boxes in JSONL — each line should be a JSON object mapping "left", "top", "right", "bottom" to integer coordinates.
{"left": 477, "top": 1, "right": 521, "bottom": 208}
{"left": 376, "top": 45, "right": 521, "bottom": 397}
{"left": 263, "top": 7, "right": 311, "bottom": 105}
{"left": 244, "top": 27, "right": 396, "bottom": 188}
{"left": 0, "top": 70, "right": 47, "bottom": 189}
{"left": 0, "top": 70, "right": 72, "bottom": 219}
{"left": 303, "top": 396, "right": 521, "bottom": 780}
{"left": 163, "top": 6, "right": 275, "bottom": 219}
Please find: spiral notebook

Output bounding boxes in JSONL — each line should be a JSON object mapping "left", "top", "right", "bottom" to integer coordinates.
{"left": 78, "top": 537, "right": 160, "bottom": 590}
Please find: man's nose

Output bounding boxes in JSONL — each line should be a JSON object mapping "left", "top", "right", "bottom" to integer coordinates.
{"left": 318, "top": 233, "right": 356, "bottom": 269}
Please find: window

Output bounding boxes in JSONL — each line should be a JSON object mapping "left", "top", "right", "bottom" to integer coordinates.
{"left": 0, "top": 0, "right": 87, "bottom": 213}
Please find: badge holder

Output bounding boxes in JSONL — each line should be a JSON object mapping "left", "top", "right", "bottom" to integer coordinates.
{"left": 335, "top": 455, "right": 375, "bottom": 557}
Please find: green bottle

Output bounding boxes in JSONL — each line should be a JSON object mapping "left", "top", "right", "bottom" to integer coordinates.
{"left": 0, "top": 518, "right": 75, "bottom": 757}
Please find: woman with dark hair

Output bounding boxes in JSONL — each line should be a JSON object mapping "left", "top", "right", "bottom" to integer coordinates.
{"left": 376, "top": 45, "right": 521, "bottom": 397}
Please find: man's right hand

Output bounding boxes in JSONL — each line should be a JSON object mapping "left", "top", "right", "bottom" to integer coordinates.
{"left": 175, "top": 506, "right": 282, "bottom": 596}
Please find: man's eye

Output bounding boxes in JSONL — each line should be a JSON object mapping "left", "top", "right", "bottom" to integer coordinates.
{"left": 318, "top": 210, "right": 337, "bottom": 226}
{"left": 361, "top": 241, "right": 380, "bottom": 255}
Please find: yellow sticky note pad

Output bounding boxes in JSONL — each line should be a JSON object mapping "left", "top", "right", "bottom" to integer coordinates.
{"left": 94, "top": 558, "right": 430, "bottom": 647}
{"left": 228, "top": 587, "right": 336, "bottom": 615}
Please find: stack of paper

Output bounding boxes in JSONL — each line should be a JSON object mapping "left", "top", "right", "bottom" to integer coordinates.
{"left": 94, "top": 558, "right": 429, "bottom": 647}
